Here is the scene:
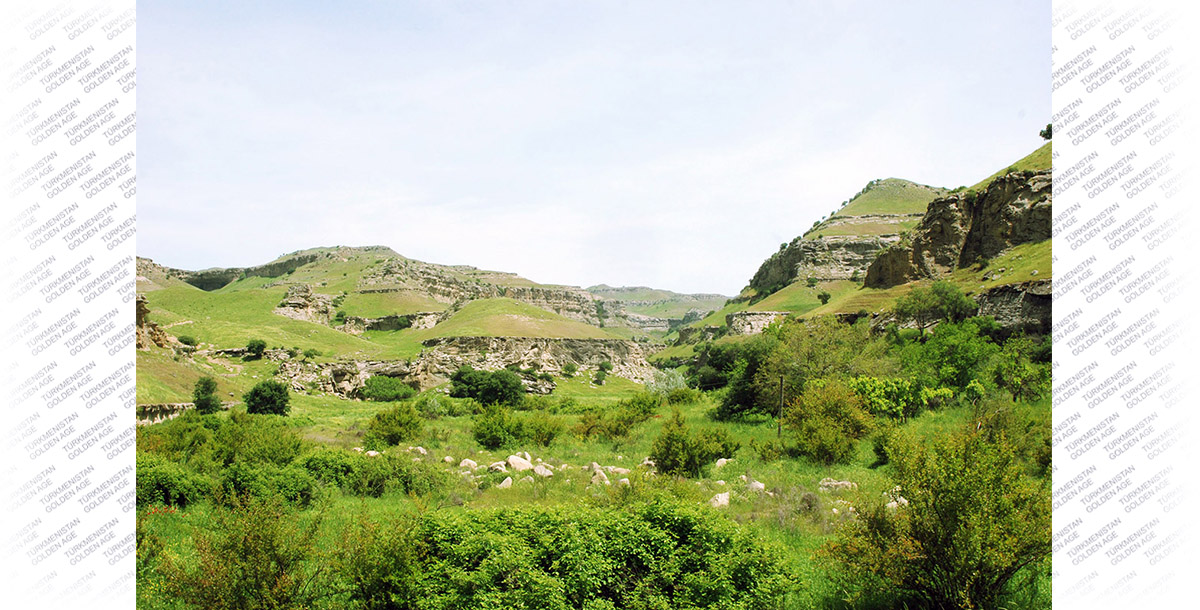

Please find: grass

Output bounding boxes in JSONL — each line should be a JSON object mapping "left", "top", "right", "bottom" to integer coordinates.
{"left": 804, "top": 218, "right": 921, "bottom": 237}
{"left": 338, "top": 290, "right": 447, "bottom": 317}
{"left": 968, "top": 141, "right": 1052, "bottom": 192}
{"left": 411, "top": 298, "right": 618, "bottom": 340}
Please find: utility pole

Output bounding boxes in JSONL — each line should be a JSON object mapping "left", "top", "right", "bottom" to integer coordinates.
{"left": 777, "top": 375, "right": 784, "bottom": 438}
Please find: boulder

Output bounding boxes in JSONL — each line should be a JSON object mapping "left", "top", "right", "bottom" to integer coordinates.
{"left": 591, "top": 470, "right": 610, "bottom": 486}
{"left": 819, "top": 477, "right": 858, "bottom": 493}
{"left": 497, "top": 477, "right": 513, "bottom": 489}
{"left": 709, "top": 492, "right": 730, "bottom": 508}
{"left": 714, "top": 457, "right": 731, "bottom": 469}
{"left": 507, "top": 455, "right": 534, "bottom": 471}
{"left": 443, "top": 456, "right": 455, "bottom": 464}
{"left": 459, "top": 458, "right": 478, "bottom": 470}
{"left": 488, "top": 461, "right": 508, "bottom": 473}
{"left": 533, "top": 464, "right": 554, "bottom": 478}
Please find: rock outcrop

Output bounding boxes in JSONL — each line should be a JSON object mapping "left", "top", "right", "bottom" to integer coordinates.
{"left": 277, "top": 336, "right": 657, "bottom": 396}
{"left": 274, "top": 284, "right": 334, "bottom": 324}
{"left": 749, "top": 235, "right": 898, "bottom": 293}
{"left": 865, "top": 170, "right": 1052, "bottom": 288}
{"left": 726, "top": 311, "right": 788, "bottom": 335}
{"left": 974, "top": 280, "right": 1052, "bottom": 337}
{"left": 136, "top": 294, "right": 173, "bottom": 350}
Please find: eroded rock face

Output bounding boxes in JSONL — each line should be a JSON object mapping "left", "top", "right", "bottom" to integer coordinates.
{"left": 726, "top": 311, "right": 788, "bottom": 336}
{"left": 274, "top": 284, "right": 335, "bottom": 324}
{"left": 865, "top": 170, "right": 1051, "bottom": 288}
{"left": 136, "top": 294, "right": 173, "bottom": 350}
{"left": 750, "top": 235, "right": 899, "bottom": 292}
{"left": 975, "top": 280, "right": 1052, "bottom": 337}
{"left": 277, "top": 336, "right": 657, "bottom": 396}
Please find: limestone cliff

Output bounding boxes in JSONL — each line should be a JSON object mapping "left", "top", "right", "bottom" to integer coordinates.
{"left": 136, "top": 294, "right": 174, "bottom": 350}
{"left": 865, "top": 170, "right": 1052, "bottom": 288}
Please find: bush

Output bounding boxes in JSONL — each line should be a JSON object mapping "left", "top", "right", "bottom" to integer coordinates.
{"left": 592, "top": 369, "right": 607, "bottom": 385}
{"left": 561, "top": 362, "right": 577, "bottom": 378}
{"left": 137, "top": 455, "right": 210, "bottom": 508}
{"left": 360, "top": 375, "right": 417, "bottom": 402}
{"left": 472, "top": 404, "right": 524, "bottom": 450}
{"left": 302, "top": 348, "right": 321, "bottom": 360}
{"left": 817, "top": 291, "right": 831, "bottom": 305}
{"left": 783, "top": 380, "right": 872, "bottom": 465}
{"left": 177, "top": 335, "right": 197, "bottom": 346}
{"left": 243, "top": 380, "right": 291, "bottom": 415}
{"left": 218, "top": 461, "right": 317, "bottom": 507}
{"left": 647, "top": 368, "right": 688, "bottom": 395}
{"left": 245, "top": 338, "right": 267, "bottom": 359}
{"left": 666, "top": 387, "right": 701, "bottom": 405}
{"left": 192, "top": 376, "right": 221, "bottom": 415}
{"left": 365, "top": 402, "right": 423, "bottom": 448}
{"left": 845, "top": 376, "right": 919, "bottom": 421}
{"left": 450, "top": 366, "right": 525, "bottom": 406}
{"left": 822, "top": 427, "right": 1050, "bottom": 609}
{"left": 523, "top": 415, "right": 566, "bottom": 447}
{"left": 159, "top": 496, "right": 326, "bottom": 610}
{"left": 650, "top": 409, "right": 739, "bottom": 478}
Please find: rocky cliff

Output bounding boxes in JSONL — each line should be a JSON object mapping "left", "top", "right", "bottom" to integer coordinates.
{"left": 274, "top": 284, "right": 335, "bottom": 324}
{"left": 136, "top": 294, "right": 174, "bottom": 350}
{"left": 974, "top": 280, "right": 1052, "bottom": 337}
{"left": 276, "top": 336, "right": 656, "bottom": 397}
{"left": 749, "top": 234, "right": 899, "bottom": 293}
{"left": 726, "top": 311, "right": 788, "bottom": 335}
{"left": 865, "top": 170, "right": 1052, "bottom": 288}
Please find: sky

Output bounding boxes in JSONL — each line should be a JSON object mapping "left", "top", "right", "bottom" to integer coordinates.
{"left": 138, "top": 0, "right": 1050, "bottom": 296}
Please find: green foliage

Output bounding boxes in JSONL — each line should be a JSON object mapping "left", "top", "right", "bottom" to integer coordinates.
{"left": 137, "top": 454, "right": 210, "bottom": 508}
{"left": 561, "top": 362, "right": 578, "bottom": 378}
{"left": 245, "top": 338, "right": 267, "bottom": 358}
{"left": 817, "top": 291, "right": 831, "bottom": 305}
{"left": 845, "top": 376, "right": 919, "bottom": 420}
{"left": 822, "top": 427, "right": 1050, "bottom": 609}
{"left": 336, "top": 511, "right": 421, "bottom": 610}
{"left": 650, "top": 409, "right": 740, "bottom": 477}
{"left": 414, "top": 393, "right": 478, "bottom": 419}
{"left": 218, "top": 461, "right": 317, "bottom": 507}
{"left": 1040, "top": 123, "right": 1052, "bottom": 140}
{"left": 192, "top": 376, "right": 221, "bottom": 415}
{"left": 806, "top": 277, "right": 819, "bottom": 288}
{"left": 159, "top": 496, "right": 326, "bottom": 610}
{"left": 472, "top": 404, "right": 524, "bottom": 450}
{"left": 243, "top": 379, "right": 291, "bottom": 415}
{"left": 450, "top": 365, "right": 525, "bottom": 406}
{"left": 302, "top": 348, "right": 321, "bottom": 360}
{"left": 899, "top": 319, "right": 999, "bottom": 392}
{"left": 360, "top": 375, "right": 417, "bottom": 402}
{"left": 783, "top": 380, "right": 872, "bottom": 465}
{"left": 177, "top": 335, "right": 198, "bottom": 346}
{"left": 647, "top": 368, "right": 688, "bottom": 395}
{"left": 894, "top": 280, "right": 977, "bottom": 335}
{"left": 992, "top": 335, "right": 1051, "bottom": 402}
{"left": 593, "top": 369, "right": 608, "bottom": 385}
{"left": 666, "top": 387, "right": 701, "bottom": 405}
{"left": 365, "top": 402, "right": 423, "bottom": 448}
{"left": 598, "top": 360, "right": 613, "bottom": 372}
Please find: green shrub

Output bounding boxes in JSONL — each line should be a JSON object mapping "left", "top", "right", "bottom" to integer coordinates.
{"left": 523, "top": 415, "right": 565, "bottom": 447}
{"left": 598, "top": 361, "right": 613, "bottom": 372}
{"left": 302, "top": 348, "right": 321, "bottom": 360}
{"left": 561, "top": 362, "right": 577, "bottom": 378}
{"left": 243, "top": 380, "right": 290, "bottom": 415}
{"left": 822, "top": 427, "right": 1050, "bottom": 609}
{"left": 650, "top": 409, "right": 739, "bottom": 478}
{"left": 845, "top": 376, "right": 919, "bottom": 420}
{"left": 177, "top": 335, "right": 197, "bottom": 346}
{"left": 245, "top": 338, "right": 267, "bottom": 359}
{"left": 192, "top": 376, "right": 221, "bottom": 415}
{"left": 361, "top": 375, "right": 417, "bottom": 402}
{"left": 472, "top": 404, "right": 524, "bottom": 450}
{"left": 160, "top": 496, "right": 326, "bottom": 610}
{"left": 136, "top": 455, "right": 210, "bottom": 508}
{"left": 218, "top": 461, "right": 317, "bottom": 507}
{"left": 666, "top": 387, "right": 701, "bottom": 404}
{"left": 783, "top": 379, "right": 872, "bottom": 465}
{"left": 298, "top": 449, "right": 361, "bottom": 489}
{"left": 592, "top": 369, "right": 607, "bottom": 385}
{"left": 450, "top": 366, "right": 525, "bottom": 406}
{"left": 365, "top": 402, "right": 423, "bottom": 448}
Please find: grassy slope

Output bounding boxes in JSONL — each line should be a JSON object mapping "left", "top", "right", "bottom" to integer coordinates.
{"left": 969, "top": 141, "right": 1052, "bottom": 191}
{"left": 833, "top": 178, "right": 946, "bottom": 217}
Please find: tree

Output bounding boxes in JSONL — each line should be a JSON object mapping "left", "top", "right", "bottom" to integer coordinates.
{"left": 806, "top": 277, "right": 819, "bottom": 288}
{"left": 450, "top": 366, "right": 525, "bottom": 406}
{"left": 243, "top": 380, "right": 291, "bottom": 415}
{"left": 817, "top": 291, "right": 831, "bottom": 305}
{"left": 783, "top": 380, "right": 873, "bottom": 465}
{"left": 650, "top": 409, "right": 739, "bottom": 477}
{"left": 894, "top": 281, "right": 976, "bottom": 336}
{"left": 561, "top": 363, "right": 577, "bottom": 378}
{"left": 245, "top": 338, "right": 267, "bottom": 359}
{"left": 1039, "top": 123, "right": 1052, "bottom": 140}
{"left": 992, "top": 336, "right": 1050, "bottom": 402}
{"left": 192, "top": 376, "right": 221, "bottom": 415}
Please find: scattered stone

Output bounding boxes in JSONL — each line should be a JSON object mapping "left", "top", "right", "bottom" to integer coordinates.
{"left": 607, "top": 466, "right": 631, "bottom": 476}
{"left": 617, "top": 478, "right": 630, "bottom": 486}
{"left": 715, "top": 480, "right": 726, "bottom": 486}
{"left": 747, "top": 480, "right": 766, "bottom": 494}
{"left": 488, "top": 461, "right": 508, "bottom": 473}
{"left": 443, "top": 456, "right": 454, "bottom": 464}
{"left": 640, "top": 458, "right": 655, "bottom": 468}
{"left": 459, "top": 458, "right": 478, "bottom": 470}
{"left": 520, "top": 476, "right": 534, "bottom": 484}
{"left": 714, "top": 457, "right": 731, "bottom": 469}
{"left": 507, "top": 454, "right": 534, "bottom": 471}
{"left": 518, "top": 451, "right": 531, "bottom": 462}
{"left": 591, "top": 470, "right": 610, "bottom": 486}
{"left": 366, "top": 450, "right": 381, "bottom": 457}
{"left": 819, "top": 477, "right": 857, "bottom": 493}
{"left": 497, "top": 477, "right": 513, "bottom": 489}
{"left": 533, "top": 464, "right": 554, "bottom": 478}
{"left": 709, "top": 492, "right": 730, "bottom": 508}
{"left": 352, "top": 447, "right": 364, "bottom": 452}
{"left": 410, "top": 446, "right": 427, "bottom": 455}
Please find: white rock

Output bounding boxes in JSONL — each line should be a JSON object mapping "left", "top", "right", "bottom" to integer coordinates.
{"left": 443, "top": 456, "right": 454, "bottom": 464}
{"left": 352, "top": 447, "right": 364, "bottom": 452}
{"left": 748, "top": 480, "right": 766, "bottom": 494}
{"left": 533, "top": 464, "right": 554, "bottom": 478}
{"left": 715, "top": 480, "right": 726, "bottom": 486}
{"left": 819, "top": 477, "right": 857, "bottom": 492}
{"left": 709, "top": 492, "right": 730, "bottom": 508}
{"left": 715, "top": 458, "right": 731, "bottom": 469}
{"left": 608, "top": 467, "right": 631, "bottom": 475}
{"left": 497, "top": 477, "right": 513, "bottom": 489}
{"left": 459, "top": 458, "right": 478, "bottom": 470}
{"left": 739, "top": 474, "right": 748, "bottom": 483}
{"left": 518, "top": 451, "right": 531, "bottom": 462}
{"left": 520, "top": 476, "right": 534, "bottom": 484}
{"left": 507, "top": 455, "right": 534, "bottom": 471}
{"left": 591, "top": 470, "right": 610, "bottom": 486}
{"left": 589, "top": 462, "right": 602, "bottom": 472}
{"left": 411, "top": 446, "right": 427, "bottom": 455}
{"left": 489, "top": 461, "right": 508, "bottom": 473}
{"left": 617, "top": 478, "right": 630, "bottom": 486}
{"left": 366, "top": 450, "right": 381, "bottom": 457}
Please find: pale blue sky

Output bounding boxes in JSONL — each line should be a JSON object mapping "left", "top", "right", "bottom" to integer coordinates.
{"left": 139, "top": 0, "right": 1049, "bottom": 295}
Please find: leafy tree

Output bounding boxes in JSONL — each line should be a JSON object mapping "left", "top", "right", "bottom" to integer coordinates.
{"left": 192, "top": 376, "right": 221, "bottom": 415}
{"left": 899, "top": 319, "right": 998, "bottom": 392}
{"left": 817, "top": 291, "right": 831, "bottom": 305}
{"left": 243, "top": 380, "right": 290, "bottom": 415}
{"left": 598, "top": 361, "right": 613, "bottom": 373}
{"left": 894, "top": 281, "right": 976, "bottom": 336}
{"left": 650, "top": 409, "right": 739, "bottom": 477}
{"left": 992, "top": 335, "right": 1051, "bottom": 402}
{"left": 823, "top": 427, "right": 1050, "bottom": 609}
{"left": 806, "top": 277, "right": 819, "bottom": 288}
{"left": 1039, "top": 123, "right": 1052, "bottom": 140}
{"left": 561, "top": 362, "right": 577, "bottom": 378}
{"left": 593, "top": 369, "right": 608, "bottom": 386}
{"left": 365, "top": 402, "right": 423, "bottom": 448}
{"left": 245, "top": 338, "right": 267, "bottom": 359}
{"left": 450, "top": 366, "right": 525, "bottom": 406}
